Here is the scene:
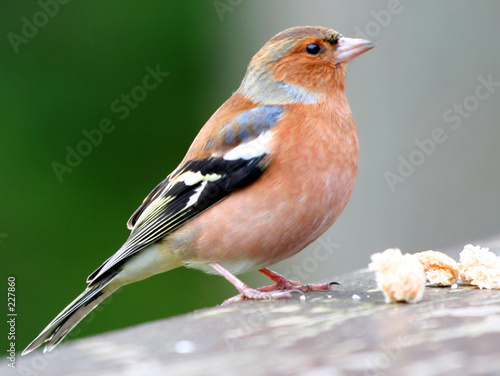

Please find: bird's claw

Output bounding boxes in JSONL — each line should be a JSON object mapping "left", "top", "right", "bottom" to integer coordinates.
{"left": 221, "top": 288, "right": 295, "bottom": 305}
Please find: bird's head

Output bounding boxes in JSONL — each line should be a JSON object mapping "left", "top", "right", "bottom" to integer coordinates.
{"left": 238, "top": 26, "right": 374, "bottom": 104}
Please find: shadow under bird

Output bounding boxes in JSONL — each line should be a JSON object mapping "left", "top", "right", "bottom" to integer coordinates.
{"left": 23, "top": 25, "right": 374, "bottom": 355}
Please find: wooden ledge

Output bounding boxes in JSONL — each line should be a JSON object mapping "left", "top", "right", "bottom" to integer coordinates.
{"left": 13, "top": 270, "right": 500, "bottom": 376}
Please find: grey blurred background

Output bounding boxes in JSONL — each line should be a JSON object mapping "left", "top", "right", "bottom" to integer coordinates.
{"left": 1, "top": 1, "right": 499, "bottom": 350}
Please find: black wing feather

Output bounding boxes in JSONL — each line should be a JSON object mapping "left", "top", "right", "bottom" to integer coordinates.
{"left": 87, "top": 155, "right": 267, "bottom": 284}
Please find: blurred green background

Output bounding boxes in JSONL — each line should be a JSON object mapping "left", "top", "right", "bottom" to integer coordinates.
{"left": 1, "top": 0, "right": 500, "bottom": 355}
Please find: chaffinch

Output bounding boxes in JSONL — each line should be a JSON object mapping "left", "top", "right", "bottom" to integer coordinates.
{"left": 23, "top": 26, "right": 374, "bottom": 355}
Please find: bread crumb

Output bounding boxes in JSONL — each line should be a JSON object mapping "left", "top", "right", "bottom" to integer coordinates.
{"left": 369, "top": 248, "right": 426, "bottom": 303}
{"left": 458, "top": 244, "right": 500, "bottom": 289}
{"left": 413, "top": 250, "right": 459, "bottom": 286}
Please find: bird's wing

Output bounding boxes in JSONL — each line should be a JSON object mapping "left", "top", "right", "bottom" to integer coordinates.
{"left": 87, "top": 105, "right": 284, "bottom": 284}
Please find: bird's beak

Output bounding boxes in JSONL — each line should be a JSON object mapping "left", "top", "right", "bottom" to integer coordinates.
{"left": 335, "top": 37, "right": 375, "bottom": 64}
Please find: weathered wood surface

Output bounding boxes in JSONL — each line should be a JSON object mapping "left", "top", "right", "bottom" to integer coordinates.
{"left": 11, "top": 270, "right": 500, "bottom": 376}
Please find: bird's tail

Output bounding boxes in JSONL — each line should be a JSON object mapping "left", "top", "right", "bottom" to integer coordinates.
{"left": 22, "top": 273, "right": 118, "bottom": 355}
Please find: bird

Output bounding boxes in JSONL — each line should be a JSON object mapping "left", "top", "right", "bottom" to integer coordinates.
{"left": 23, "top": 26, "right": 374, "bottom": 355}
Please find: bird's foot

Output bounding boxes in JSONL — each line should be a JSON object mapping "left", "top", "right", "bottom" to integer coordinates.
{"left": 221, "top": 286, "right": 300, "bottom": 305}
{"left": 255, "top": 280, "right": 335, "bottom": 293}
{"left": 210, "top": 262, "right": 337, "bottom": 306}
{"left": 258, "top": 267, "right": 338, "bottom": 292}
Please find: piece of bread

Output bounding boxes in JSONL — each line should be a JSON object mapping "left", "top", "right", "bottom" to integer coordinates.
{"left": 369, "top": 248, "right": 426, "bottom": 303}
{"left": 413, "top": 250, "right": 459, "bottom": 286}
{"left": 458, "top": 244, "right": 500, "bottom": 289}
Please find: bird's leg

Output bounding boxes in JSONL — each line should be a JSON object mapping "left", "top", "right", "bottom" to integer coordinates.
{"left": 210, "top": 262, "right": 299, "bottom": 305}
{"left": 257, "top": 268, "right": 335, "bottom": 292}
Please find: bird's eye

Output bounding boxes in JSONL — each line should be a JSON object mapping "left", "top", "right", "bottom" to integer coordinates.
{"left": 305, "top": 43, "right": 321, "bottom": 55}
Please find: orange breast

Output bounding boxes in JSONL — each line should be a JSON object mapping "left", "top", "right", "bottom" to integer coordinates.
{"left": 167, "top": 99, "right": 359, "bottom": 271}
